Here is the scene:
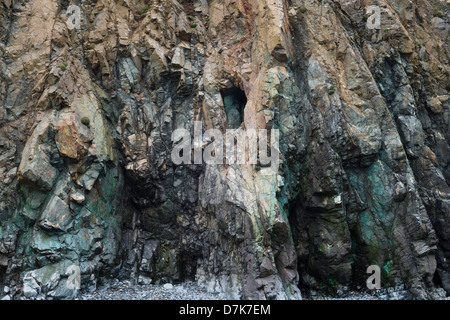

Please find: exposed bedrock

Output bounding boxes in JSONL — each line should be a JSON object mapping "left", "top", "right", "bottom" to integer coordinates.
{"left": 0, "top": 0, "right": 449, "bottom": 299}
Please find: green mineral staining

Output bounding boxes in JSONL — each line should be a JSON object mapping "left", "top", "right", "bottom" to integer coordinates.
{"left": 81, "top": 117, "right": 90, "bottom": 127}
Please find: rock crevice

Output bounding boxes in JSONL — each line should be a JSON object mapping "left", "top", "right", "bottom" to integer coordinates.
{"left": 0, "top": 0, "right": 449, "bottom": 300}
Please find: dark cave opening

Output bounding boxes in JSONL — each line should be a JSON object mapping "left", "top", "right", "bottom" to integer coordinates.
{"left": 220, "top": 86, "right": 247, "bottom": 129}
{"left": 179, "top": 252, "right": 198, "bottom": 282}
{"left": 287, "top": 196, "right": 366, "bottom": 297}
{"left": 0, "top": 266, "right": 5, "bottom": 288}
{"left": 59, "top": 0, "right": 70, "bottom": 11}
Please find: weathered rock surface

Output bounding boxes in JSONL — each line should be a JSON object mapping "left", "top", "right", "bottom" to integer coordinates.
{"left": 0, "top": 0, "right": 449, "bottom": 300}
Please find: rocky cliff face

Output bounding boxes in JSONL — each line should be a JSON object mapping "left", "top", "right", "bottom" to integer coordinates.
{"left": 0, "top": 0, "right": 449, "bottom": 300}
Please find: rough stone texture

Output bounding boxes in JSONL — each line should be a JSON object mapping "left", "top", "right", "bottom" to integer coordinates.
{"left": 0, "top": 0, "right": 449, "bottom": 300}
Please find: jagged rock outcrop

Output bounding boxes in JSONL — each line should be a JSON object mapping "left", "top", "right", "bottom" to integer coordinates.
{"left": 0, "top": 0, "right": 449, "bottom": 300}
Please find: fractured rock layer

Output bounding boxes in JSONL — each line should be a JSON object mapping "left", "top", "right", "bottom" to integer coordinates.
{"left": 0, "top": 0, "right": 449, "bottom": 299}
